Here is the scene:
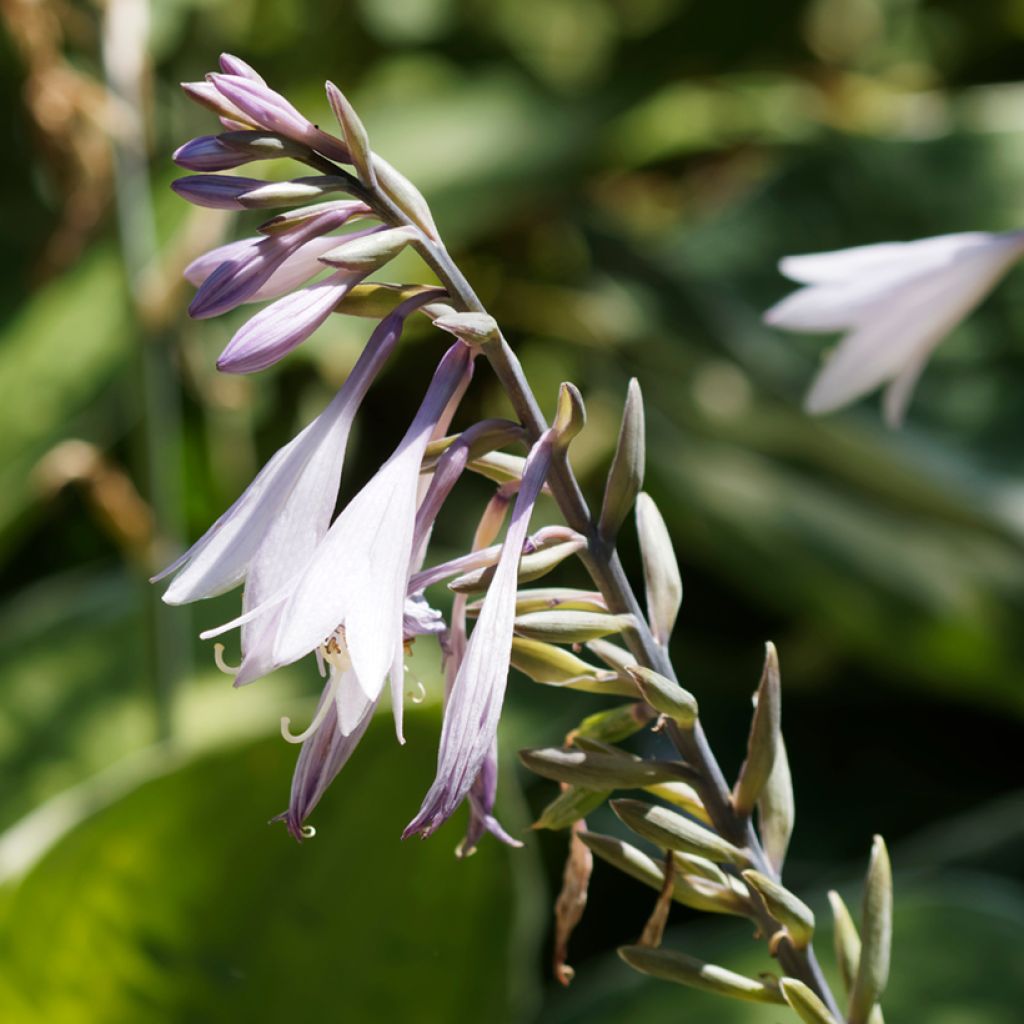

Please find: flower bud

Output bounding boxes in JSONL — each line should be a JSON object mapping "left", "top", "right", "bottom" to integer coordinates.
{"left": 598, "top": 378, "right": 645, "bottom": 540}
{"left": 780, "top": 979, "right": 841, "bottom": 1024}
{"left": 373, "top": 153, "right": 439, "bottom": 239}
{"left": 741, "top": 869, "right": 815, "bottom": 949}
{"left": 532, "top": 787, "right": 610, "bottom": 831}
{"left": 848, "top": 836, "right": 892, "bottom": 1024}
{"left": 733, "top": 641, "right": 782, "bottom": 816}
{"left": 237, "top": 177, "right": 350, "bottom": 208}
{"left": 319, "top": 226, "right": 420, "bottom": 271}
{"left": 635, "top": 492, "right": 682, "bottom": 645}
{"left": 219, "top": 129, "right": 313, "bottom": 161}
{"left": 333, "top": 283, "right": 443, "bottom": 319}
{"left": 758, "top": 733, "right": 794, "bottom": 874}
{"left": 643, "top": 780, "right": 709, "bottom": 825}
{"left": 258, "top": 199, "right": 371, "bottom": 234}
{"left": 519, "top": 747, "right": 689, "bottom": 790}
{"left": 509, "top": 637, "right": 631, "bottom": 694}
{"left": 432, "top": 311, "right": 501, "bottom": 346}
{"left": 326, "top": 81, "right": 376, "bottom": 187}
{"left": 512, "top": 610, "right": 634, "bottom": 644}
{"left": 611, "top": 798, "right": 750, "bottom": 866}
{"left": 471, "top": 587, "right": 606, "bottom": 616}
{"left": 553, "top": 382, "right": 586, "bottom": 447}
{"left": 626, "top": 666, "right": 698, "bottom": 727}
{"left": 617, "top": 946, "right": 785, "bottom": 1004}
{"left": 827, "top": 890, "right": 860, "bottom": 994}
{"left": 569, "top": 701, "right": 654, "bottom": 745}
{"left": 450, "top": 537, "right": 585, "bottom": 593}
{"left": 585, "top": 638, "right": 637, "bottom": 675}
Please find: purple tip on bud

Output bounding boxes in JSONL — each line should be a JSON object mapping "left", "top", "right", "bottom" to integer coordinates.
{"left": 218, "top": 53, "right": 266, "bottom": 84}
{"left": 171, "top": 175, "right": 269, "bottom": 210}
{"left": 173, "top": 135, "right": 254, "bottom": 171}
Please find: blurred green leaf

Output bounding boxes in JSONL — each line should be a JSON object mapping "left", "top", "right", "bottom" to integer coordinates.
{"left": 0, "top": 712, "right": 543, "bottom": 1022}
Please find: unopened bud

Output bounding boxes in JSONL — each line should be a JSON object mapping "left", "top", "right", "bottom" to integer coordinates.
{"left": 627, "top": 666, "right": 698, "bottom": 727}
{"left": 635, "top": 492, "right": 682, "bottom": 646}
{"left": 758, "top": 734, "right": 794, "bottom": 874}
{"left": 741, "top": 870, "right": 815, "bottom": 949}
{"left": 569, "top": 702, "right": 654, "bottom": 745}
{"left": 827, "top": 890, "right": 860, "bottom": 994}
{"left": 237, "top": 176, "right": 349, "bottom": 208}
{"left": 580, "top": 832, "right": 747, "bottom": 916}
{"left": 585, "top": 638, "right": 637, "bottom": 675}
{"left": 433, "top": 311, "right": 501, "bottom": 346}
{"left": 319, "top": 225, "right": 419, "bottom": 271}
{"left": 611, "top": 799, "right": 750, "bottom": 867}
{"left": 333, "top": 283, "right": 443, "bottom": 319}
{"left": 258, "top": 199, "right": 370, "bottom": 235}
{"left": 520, "top": 747, "right": 689, "bottom": 790}
{"left": 532, "top": 787, "right": 610, "bottom": 831}
{"left": 450, "top": 537, "right": 585, "bottom": 593}
{"left": 373, "top": 153, "right": 439, "bottom": 239}
{"left": 513, "top": 610, "right": 634, "bottom": 644}
{"left": 325, "top": 81, "right": 376, "bottom": 187}
{"left": 644, "top": 780, "right": 710, "bottom": 825}
{"left": 599, "top": 378, "right": 645, "bottom": 540}
{"left": 509, "top": 637, "right": 632, "bottom": 695}
{"left": 848, "top": 836, "right": 892, "bottom": 1024}
{"left": 733, "top": 642, "right": 782, "bottom": 817}
{"left": 780, "top": 979, "right": 841, "bottom": 1024}
{"left": 553, "top": 382, "right": 586, "bottom": 447}
{"left": 220, "top": 129, "right": 312, "bottom": 161}
{"left": 617, "top": 946, "right": 785, "bottom": 1004}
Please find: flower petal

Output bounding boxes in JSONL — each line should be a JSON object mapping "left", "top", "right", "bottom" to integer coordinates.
{"left": 405, "top": 429, "right": 555, "bottom": 839}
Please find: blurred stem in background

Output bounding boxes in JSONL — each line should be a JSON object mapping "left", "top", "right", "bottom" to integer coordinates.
{"left": 101, "top": 0, "right": 187, "bottom": 740}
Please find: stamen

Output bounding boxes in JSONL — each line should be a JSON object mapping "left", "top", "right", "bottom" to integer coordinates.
{"left": 300, "top": 825, "right": 317, "bottom": 839}
{"left": 280, "top": 672, "right": 340, "bottom": 744}
{"left": 409, "top": 680, "right": 426, "bottom": 704}
{"left": 213, "top": 642, "right": 239, "bottom": 676}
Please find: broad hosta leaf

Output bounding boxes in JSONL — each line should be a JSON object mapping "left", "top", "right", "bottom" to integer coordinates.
{"left": 0, "top": 713, "right": 542, "bottom": 1022}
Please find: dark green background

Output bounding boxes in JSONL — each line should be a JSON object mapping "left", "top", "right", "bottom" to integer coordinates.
{"left": 1, "top": 0, "right": 1022, "bottom": 1020}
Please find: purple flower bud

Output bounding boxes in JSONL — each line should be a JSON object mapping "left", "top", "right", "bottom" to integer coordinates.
{"left": 171, "top": 175, "right": 268, "bottom": 210}
{"left": 181, "top": 81, "right": 256, "bottom": 129}
{"left": 189, "top": 207, "right": 360, "bottom": 320}
{"left": 173, "top": 135, "right": 255, "bottom": 171}
{"left": 210, "top": 72, "right": 351, "bottom": 164}
{"left": 215, "top": 270, "right": 362, "bottom": 373}
{"left": 218, "top": 53, "right": 266, "bottom": 83}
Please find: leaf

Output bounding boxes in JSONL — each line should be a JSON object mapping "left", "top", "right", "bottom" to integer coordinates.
{"left": 0, "top": 713, "right": 543, "bottom": 1021}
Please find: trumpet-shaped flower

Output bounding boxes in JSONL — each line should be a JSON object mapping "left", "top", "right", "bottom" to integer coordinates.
{"left": 154, "top": 295, "right": 441, "bottom": 690}
{"left": 405, "top": 428, "right": 555, "bottom": 839}
{"left": 764, "top": 231, "right": 1024, "bottom": 425}
{"left": 265, "top": 342, "right": 475, "bottom": 710}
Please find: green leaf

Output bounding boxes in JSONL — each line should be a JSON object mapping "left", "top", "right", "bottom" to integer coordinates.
{"left": 0, "top": 713, "right": 543, "bottom": 1022}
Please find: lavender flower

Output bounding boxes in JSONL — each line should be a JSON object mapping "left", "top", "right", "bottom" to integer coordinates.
{"left": 154, "top": 294, "right": 441, "bottom": 692}
{"left": 765, "top": 230, "right": 1024, "bottom": 425}
{"left": 405, "top": 429, "right": 556, "bottom": 839}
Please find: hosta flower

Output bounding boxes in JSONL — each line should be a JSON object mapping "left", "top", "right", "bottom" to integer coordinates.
{"left": 154, "top": 294, "right": 441, "bottom": 688}
{"left": 764, "top": 231, "right": 1024, "bottom": 425}
{"left": 406, "top": 428, "right": 556, "bottom": 839}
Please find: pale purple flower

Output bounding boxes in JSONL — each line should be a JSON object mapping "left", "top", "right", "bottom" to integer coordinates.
{"left": 215, "top": 268, "right": 366, "bottom": 374}
{"left": 405, "top": 429, "right": 556, "bottom": 839}
{"left": 154, "top": 294, "right": 441, "bottom": 665}
{"left": 765, "top": 230, "right": 1024, "bottom": 425}
{"left": 264, "top": 343, "right": 476, "bottom": 708}
{"left": 189, "top": 209, "right": 373, "bottom": 320}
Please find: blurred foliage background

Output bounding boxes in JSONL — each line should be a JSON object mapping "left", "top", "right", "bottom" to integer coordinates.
{"left": 1, "top": 0, "right": 1023, "bottom": 1020}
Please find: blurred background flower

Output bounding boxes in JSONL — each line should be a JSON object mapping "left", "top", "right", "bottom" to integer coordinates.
{"left": 1, "top": 0, "right": 1023, "bottom": 1020}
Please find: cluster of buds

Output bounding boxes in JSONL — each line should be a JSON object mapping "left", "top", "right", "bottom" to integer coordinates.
{"left": 158, "top": 55, "right": 893, "bottom": 1022}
